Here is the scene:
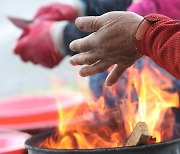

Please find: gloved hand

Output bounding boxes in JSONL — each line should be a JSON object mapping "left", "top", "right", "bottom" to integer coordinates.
{"left": 14, "top": 2, "right": 78, "bottom": 68}
{"left": 34, "top": 3, "right": 78, "bottom": 21}
{"left": 14, "top": 20, "right": 65, "bottom": 68}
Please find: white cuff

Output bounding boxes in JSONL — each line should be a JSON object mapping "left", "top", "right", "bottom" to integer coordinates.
{"left": 50, "top": 21, "right": 69, "bottom": 56}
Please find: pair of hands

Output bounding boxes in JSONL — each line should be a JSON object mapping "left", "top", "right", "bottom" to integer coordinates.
{"left": 14, "top": 3, "right": 77, "bottom": 68}
{"left": 70, "top": 11, "right": 143, "bottom": 86}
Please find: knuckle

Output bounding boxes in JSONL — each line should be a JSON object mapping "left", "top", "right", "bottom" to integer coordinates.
{"left": 90, "top": 17, "right": 100, "bottom": 31}
{"left": 97, "top": 40, "right": 111, "bottom": 55}
{"left": 86, "top": 59, "right": 92, "bottom": 65}
{"left": 96, "top": 65, "right": 105, "bottom": 73}
{"left": 75, "top": 53, "right": 83, "bottom": 65}
{"left": 84, "top": 53, "right": 92, "bottom": 65}
{"left": 76, "top": 40, "right": 83, "bottom": 51}
{"left": 79, "top": 38, "right": 89, "bottom": 52}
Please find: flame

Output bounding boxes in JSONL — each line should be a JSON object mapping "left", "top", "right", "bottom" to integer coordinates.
{"left": 120, "top": 63, "right": 179, "bottom": 142}
{"left": 41, "top": 60, "right": 179, "bottom": 149}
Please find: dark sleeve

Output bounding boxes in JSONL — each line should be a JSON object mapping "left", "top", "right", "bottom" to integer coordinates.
{"left": 81, "top": 0, "right": 132, "bottom": 16}
{"left": 63, "top": 22, "right": 90, "bottom": 56}
{"left": 136, "top": 14, "right": 180, "bottom": 79}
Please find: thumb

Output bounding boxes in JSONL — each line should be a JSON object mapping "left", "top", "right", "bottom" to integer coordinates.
{"left": 75, "top": 12, "right": 122, "bottom": 32}
{"left": 75, "top": 16, "right": 101, "bottom": 32}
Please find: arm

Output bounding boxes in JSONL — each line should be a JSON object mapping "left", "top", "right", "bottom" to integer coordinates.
{"left": 135, "top": 14, "right": 180, "bottom": 79}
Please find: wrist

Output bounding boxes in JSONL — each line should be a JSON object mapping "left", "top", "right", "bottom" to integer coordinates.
{"left": 129, "top": 13, "right": 144, "bottom": 58}
{"left": 50, "top": 21, "right": 70, "bottom": 56}
{"left": 135, "top": 19, "right": 151, "bottom": 40}
{"left": 134, "top": 18, "right": 151, "bottom": 55}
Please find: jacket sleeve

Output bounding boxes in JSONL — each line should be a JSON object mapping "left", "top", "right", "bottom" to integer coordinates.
{"left": 63, "top": 22, "right": 90, "bottom": 56}
{"left": 135, "top": 14, "right": 180, "bottom": 79}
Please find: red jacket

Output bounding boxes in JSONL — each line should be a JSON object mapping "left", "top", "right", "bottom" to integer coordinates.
{"left": 136, "top": 14, "right": 180, "bottom": 79}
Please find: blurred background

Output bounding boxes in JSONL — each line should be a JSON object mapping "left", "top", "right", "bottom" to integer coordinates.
{"left": 0, "top": 0, "right": 85, "bottom": 98}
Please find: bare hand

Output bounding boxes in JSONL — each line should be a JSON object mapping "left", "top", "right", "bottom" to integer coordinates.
{"left": 70, "top": 11, "right": 143, "bottom": 86}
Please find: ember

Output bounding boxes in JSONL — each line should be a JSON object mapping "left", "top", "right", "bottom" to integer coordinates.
{"left": 40, "top": 60, "right": 179, "bottom": 149}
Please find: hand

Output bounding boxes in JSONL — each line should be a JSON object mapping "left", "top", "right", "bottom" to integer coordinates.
{"left": 69, "top": 11, "right": 143, "bottom": 86}
{"left": 34, "top": 3, "right": 77, "bottom": 21}
{"left": 14, "top": 3, "right": 76, "bottom": 68}
{"left": 14, "top": 21, "right": 63, "bottom": 68}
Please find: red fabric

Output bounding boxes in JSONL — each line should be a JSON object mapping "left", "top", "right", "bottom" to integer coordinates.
{"left": 14, "top": 3, "right": 78, "bottom": 68}
{"left": 14, "top": 21, "right": 63, "bottom": 68}
{"left": 135, "top": 14, "right": 180, "bottom": 79}
{"left": 34, "top": 3, "right": 77, "bottom": 21}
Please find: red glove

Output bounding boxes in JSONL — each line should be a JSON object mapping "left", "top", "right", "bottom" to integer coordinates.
{"left": 14, "top": 3, "right": 77, "bottom": 68}
{"left": 34, "top": 3, "right": 78, "bottom": 21}
{"left": 14, "top": 21, "right": 63, "bottom": 68}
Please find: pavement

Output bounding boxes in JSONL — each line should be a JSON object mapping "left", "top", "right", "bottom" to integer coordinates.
{"left": 0, "top": 0, "right": 87, "bottom": 98}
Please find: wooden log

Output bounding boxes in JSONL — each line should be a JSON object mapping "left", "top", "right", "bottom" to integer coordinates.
{"left": 125, "top": 122, "right": 153, "bottom": 146}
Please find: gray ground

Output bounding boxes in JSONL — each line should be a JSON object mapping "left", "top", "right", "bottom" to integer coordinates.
{"left": 0, "top": 0, "right": 87, "bottom": 98}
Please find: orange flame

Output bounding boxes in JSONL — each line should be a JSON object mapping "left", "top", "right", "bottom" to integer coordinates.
{"left": 41, "top": 60, "right": 179, "bottom": 149}
{"left": 119, "top": 63, "right": 179, "bottom": 142}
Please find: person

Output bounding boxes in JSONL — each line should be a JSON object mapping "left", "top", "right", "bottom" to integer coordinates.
{"left": 14, "top": 0, "right": 132, "bottom": 67}
{"left": 12, "top": 1, "right": 180, "bottom": 138}
{"left": 14, "top": 0, "right": 180, "bottom": 68}
{"left": 69, "top": 12, "right": 180, "bottom": 86}
{"left": 13, "top": 0, "right": 180, "bottom": 105}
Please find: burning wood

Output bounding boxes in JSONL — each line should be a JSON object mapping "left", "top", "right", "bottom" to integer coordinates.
{"left": 38, "top": 63, "right": 179, "bottom": 149}
{"left": 125, "top": 122, "right": 156, "bottom": 146}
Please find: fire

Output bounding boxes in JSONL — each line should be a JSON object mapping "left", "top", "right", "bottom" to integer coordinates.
{"left": 119, "top": 61, "right": 179, "bottom": 142}
{"left": 40, "top": 59, "right": 179, "bottom": 149}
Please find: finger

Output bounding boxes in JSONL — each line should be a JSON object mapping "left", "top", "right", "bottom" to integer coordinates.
{"left": 79, "top": 60, "right": 112, "bottom": 77}
{"left": 105, "top": 64, "right": 127, "bottom": 86}
{"left": 70, "top": 33, "right": 98, "bottom": 52}
{"left": 75, "top": 16, "right": 101, "bottom": 32}
{"left": 70, "top": 51, "right": 104, "bottom": 66}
